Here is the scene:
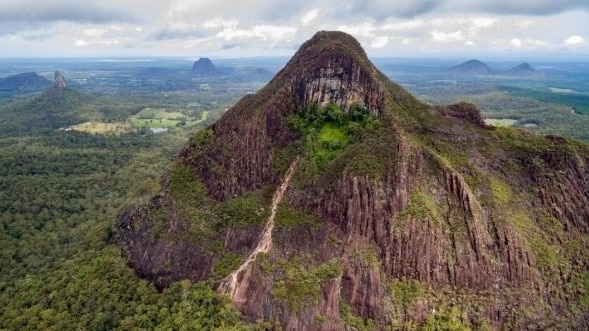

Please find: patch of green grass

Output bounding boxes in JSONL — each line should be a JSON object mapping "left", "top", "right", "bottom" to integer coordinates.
{"left": 421, "top": 306, "right": 471, "bottom": 331}
{"left": 318, "top": 122, "right": 349, "bottom": 146}
{"left": 287, "top": 103, "right": 383, "bottom": 185}
{"left": 272, "top": 256, "right": 340, "bottom": 312}
{"left": 128, "top": 107, "right": 206, "bottom": 129}
{"left": 396, "top": 190, "right": 444, "bottom": 225}
{"left": 212, "top": 253, "right": 243, "bottom": 279}
{"left": 339, "top": 302, "right": 376, "bottom": 331}
{"left": 168, "top": 162, "right": 208, "bottom": 206}
{"left": 488, "top": 177, "right": 513, "bottom": 205}
{"left": 216, "top": 187, "right": 272, "bottom": 228}
{"left": 274, "top": 204, "right": 322, "bottom": 228}
{"left": 485, "top": 118, "right": 518, "bottom": 127}
{"left": 389, "top": 279, "right": 425, "bottom": 309}
{"left": 129, "top": 118, "right": 180, "bottom": 128}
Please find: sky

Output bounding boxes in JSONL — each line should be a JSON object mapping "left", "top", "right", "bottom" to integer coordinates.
{"left": 0, "top": 0, "right": 588, "bottom": 59}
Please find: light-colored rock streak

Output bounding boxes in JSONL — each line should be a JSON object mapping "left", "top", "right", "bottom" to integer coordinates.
{"left": 219, "top": 157, "right": 300, "bottom": 299}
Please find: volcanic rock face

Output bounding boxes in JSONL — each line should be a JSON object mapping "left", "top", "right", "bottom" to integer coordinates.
{"left": 114, "top": 31, "right": 589, "bottom": 330}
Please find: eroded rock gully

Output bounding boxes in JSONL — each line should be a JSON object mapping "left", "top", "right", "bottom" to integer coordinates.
{"left": 218, "top": 157, "right": 300, "bottom": 301}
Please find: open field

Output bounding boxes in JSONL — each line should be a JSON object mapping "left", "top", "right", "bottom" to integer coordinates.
{"left": 70, "top": 121, "right": 132, "bottom": 134}
{"left": 484, "top": 118, "right": 518, "bottom": 127}
{"left": 129, "top": 108, "right": 211, "bottom": 129}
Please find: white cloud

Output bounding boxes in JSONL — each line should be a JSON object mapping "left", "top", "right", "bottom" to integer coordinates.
{"left": 0, "top": 0, "right": 588, "bottom": 57}
{"left": 216, "top": 24, "right": 297, "bottom": 43}
{"left": 370, "top": 36, "right": 389, "bottom": 48}
{"left": 523, "top": 38, "right": 548, "bottom": 46}
{"left": 301, "top": 9, "right": 319, "bottom": 26}
{"left": 337, "top": 22, "right": 377, "bottom": 39}
{"left": 510, "top": 38, "right": 522, "bottom": 47}
{"left": 381, "top": 19, "right": 424, "bottom": 31}
{"left": 471, "top": 17, "right": 495, "bottom": 30}
{"left": 564, "top": 35, "right": 585, "bottom": 45}
{"left": 202, "top": 18, "right": 239, "bottom": 31}
{"left": 84, "top": 29, "right": 106, "bottom": 37}
{"left": 431, "top": 30, "right": 463, "bottom": 43}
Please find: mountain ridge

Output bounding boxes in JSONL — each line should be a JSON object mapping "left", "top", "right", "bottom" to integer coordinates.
{"left": 114, "top": 31, "right": 589, "bottom": 330}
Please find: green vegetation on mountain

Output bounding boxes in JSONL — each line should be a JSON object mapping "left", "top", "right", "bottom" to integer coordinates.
{"left": 287, "top": 103, "right": 383, "bottom": 184}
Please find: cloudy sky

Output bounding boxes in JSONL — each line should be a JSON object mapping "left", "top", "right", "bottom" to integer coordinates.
{"left": 1, "top": 0, "right": 588, "bottom": 58}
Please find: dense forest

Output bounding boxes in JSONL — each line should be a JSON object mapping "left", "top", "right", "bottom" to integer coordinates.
{"left": 0, "top": 121, "right": 275, "bottom": 330}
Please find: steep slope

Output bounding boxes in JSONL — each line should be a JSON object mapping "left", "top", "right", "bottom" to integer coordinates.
{"left": 114, "top": 31, "right": 589, "bottom": 330}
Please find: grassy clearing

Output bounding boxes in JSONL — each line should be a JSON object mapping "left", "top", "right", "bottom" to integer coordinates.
{"left": 69, "top": 121, "right": 132, "bottom": 134}
{"left": 485, "top": 118, "right": 518, "bottom": 127}
{"left": 129, "top": 108, "right": 210, "bottom": 129}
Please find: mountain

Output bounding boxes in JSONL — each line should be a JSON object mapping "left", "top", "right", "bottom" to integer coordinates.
{"left": 0, "top": 72, "right": 52, "bottom": 95}
{"left": 0, "top": 72, "right": 124, "bottom": 137}
{"left": 192, "top": 57, "right": 218, "bottom": 75}
{"left": 114, "top": 31, "right": 589, "bottom": 330}
{"left": 505, "top": 62, "right": 538, "bottom": 76}
{"left": 448, "top": 59, "right": 494, "bottom": 75}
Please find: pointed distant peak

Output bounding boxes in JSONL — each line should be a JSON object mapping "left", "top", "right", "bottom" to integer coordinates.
{"left": 53, "top": 71, "right": 67, "bottom": 90}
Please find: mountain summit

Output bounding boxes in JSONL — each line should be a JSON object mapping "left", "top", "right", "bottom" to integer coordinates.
{"left": 192, "top": 57, "right": 217, "bottom": 75}
{"left": 114, "top": 31, "right": 589, "bottom": 330}
{"left": 448, "top": 59, "right": 494, "bottom": 75}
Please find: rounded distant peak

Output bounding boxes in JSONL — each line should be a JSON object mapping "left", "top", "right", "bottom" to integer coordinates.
{"left": 295, "top": 30, "right": 367, "bottom": 60}
{"left": 192, "top": 57, "right": 217, "bottom": 74}
{"left": 448, "top": 59, "right": 493, "bottom": 75}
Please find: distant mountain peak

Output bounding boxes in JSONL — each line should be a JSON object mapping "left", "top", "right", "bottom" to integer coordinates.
{"left": 52, "top": 71, "right": 67, "bottom": 91}
{"left": 448, "top": 59, "right": 494, "bottom": 75}
{"left": 0, "top": 72, "right": 52, "bottom": 94}
{"left": 192, "top": 57, "right": 217, "bottom": 74}
{"left": 505, "top": 62, "right": 537, "bottom": 75}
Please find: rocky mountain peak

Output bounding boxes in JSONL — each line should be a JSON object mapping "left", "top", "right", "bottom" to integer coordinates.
{"left": 114, "top": 31, "right": 589, "bottom": 330}
{"left": 53, "top": 71, "right": 67, "bottom": 90}
{"left": 273, "top": 31, "right": 390, "bottom": 115}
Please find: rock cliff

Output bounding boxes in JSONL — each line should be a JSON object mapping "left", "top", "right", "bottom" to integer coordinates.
{"left": 114, "top": 31, "right": 589, "bottom": 330}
